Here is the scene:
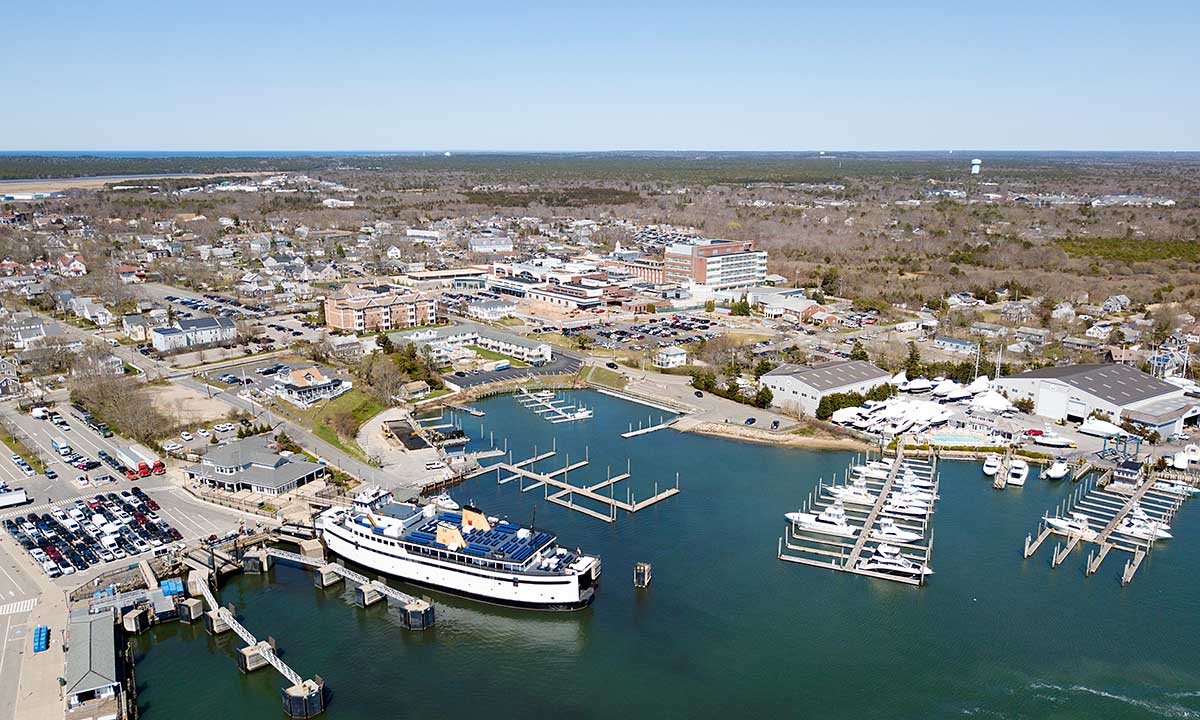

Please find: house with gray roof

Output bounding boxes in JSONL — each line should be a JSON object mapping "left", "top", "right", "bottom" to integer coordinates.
{"left": 184, "top": 436, "right": 325, "bottom": 496}
{"left": 760, "top": 360, "right": 890, "bottom": 416}
{"left": 995, "top": 363, "right": 1200, "bottom": 436}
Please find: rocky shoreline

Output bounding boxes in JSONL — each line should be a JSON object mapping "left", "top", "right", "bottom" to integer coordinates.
{"left": 683, "top": 421, "right": 873, "bottom": 451}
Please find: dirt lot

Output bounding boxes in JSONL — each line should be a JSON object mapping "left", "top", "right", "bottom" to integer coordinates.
{"left": 147, "top": 382, "right": 234, "bottom": 424}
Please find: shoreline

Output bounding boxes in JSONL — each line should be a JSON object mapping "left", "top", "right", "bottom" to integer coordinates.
{"left": 682, "top": 420, "right": 874, "bottom": 451}
{"left": 0, "top": 171, "right": 272, "bottom": 194}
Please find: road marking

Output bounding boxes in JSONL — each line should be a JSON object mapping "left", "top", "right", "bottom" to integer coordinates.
{"left": 0, "top": 616, "right": 10, "bottom": 686}
{"left": 0, "top": 598, "right": 35, "bottom": 616}
{"left": 0, "top": 556, "right": 25, "bottom": 597}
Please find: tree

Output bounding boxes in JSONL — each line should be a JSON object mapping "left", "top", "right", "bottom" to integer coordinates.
{"left": 704, "top": 300, "right": 716, "bottom": 313}
{"left": 904, "top": 341, "right": 922, "bottom": 376}
{"left": 573, "top": 334, "right": 593, "bottom": 351}
{"left": 753, "top": 386, "right": 774, "bottom": 408}
{"left": 753, "top": 358, "right": 775, "bottom": 378}
{"left": 820, "top": 267, "right": 840, "bottom": 296}
{"left": 376, "top": 332, "right": 394, "bottom": 354}
{"left": 849, "top": 340, "right": 869, "bottom": 361}
{"left": 730, "top": 293, "right": 752, "bottom": 316}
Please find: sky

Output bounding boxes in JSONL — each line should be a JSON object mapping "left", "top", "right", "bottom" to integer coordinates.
{"left": 2, "top": 1, "right": 1198, "bottom": 152}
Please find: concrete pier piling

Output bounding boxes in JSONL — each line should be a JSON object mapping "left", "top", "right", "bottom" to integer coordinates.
{"left": 180, "top": 597, "right": 204, "bottom": 623}
{"left": 204, "top": 609, "right": 230, "bottom": 635}
{"left": 355, "top": 582, "right": 384, "bottom": 608}
{"left": 238, "top": 641, "right": 274, "bottom": 673}
{"left": 282, "top": 678, "right": 326, "bottom": 719}
{"left": 241, "top": 547, "right": 274, "bottom": 574}
{"left": 312, "top": 564, "right": 343, "bottom": 589}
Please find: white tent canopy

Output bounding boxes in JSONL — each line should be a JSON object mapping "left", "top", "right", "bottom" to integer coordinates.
{"left": 969, "top": 390, "right": 1013, "bottom": 413}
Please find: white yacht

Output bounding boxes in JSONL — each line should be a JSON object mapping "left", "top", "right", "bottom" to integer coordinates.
{"left": 882, "top": 496, "right": 929, "bottom": 517}
{"left": 901, "top": 377, "right": 932, "bottom": 394}
{"left": 1044, "top": 460, "right": 1070, "bottom": 480}
{"left": 871, "top": 517, "right": 923, "bottom": 544}
{"left": 1034, "top": 433, "right": 1073, "bottom": 448}
{"left": 982, "top": 456, "right": 1002, "bottom": 477}
{"left": 1130, "top": 504, "right": 1170, "bottom": 531}
{"left": 1153, "top": 481, "right": 1200, "bottom": 497}
{"left": 894, "top": 484, "right": 937, "bottom": 503}
{"left": 857, "top": 544, "right": 933, "bottom": 578}
{"left": 1113, "top": 516, "right": 1172, "bottom": 541}
{"left": 1007, "top": 459, "right": 1029, "bottom": 487}
{"left": 825, "top": 479, "right": 877, "bottom": 506}
{"left": 1045, "top": 512, "right": 1096, "bottom": 541}
{"left": 785, "top": 500, "right": 858, "bottom": 539}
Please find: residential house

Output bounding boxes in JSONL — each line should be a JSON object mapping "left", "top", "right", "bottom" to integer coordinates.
{"left": 274, "top": 366, "right": 352, "bottom": 409}
{"left": 934, "top": 336, "right": 979, "bottom": 354}
{"left": 55, "top": 254, "right": 87, "bottom": 277}
{"left": 1014, "top": 327, "right": 1051, "bottom": 346}
{"left": 1062, "top": 336, "right": 1101, "bottom": 352}
{"left": 151, "top": 316, "right": 237, "bottom": 352}
{"left": 397, "top": 323, "right": 552, "bottom": 365}
{"left": 652, "top": 346, "right": 688, "bottom": 369}
{"left": 466, "top": 299, "right": 517, "bottom": 322}
{"left": 122, "top": 313, "right": 163, "bottom": 342}
{"left": 1102, "top": 294, "right": 1132, "bottom": 313}
{"left": 969, "top": 321, "right": 1008, "bottom": 339}
{"left": 399, "top": 380, "right": 431, "bottom": 400}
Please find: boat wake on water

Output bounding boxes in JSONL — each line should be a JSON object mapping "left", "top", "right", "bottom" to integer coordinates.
{"left": 1025, "top": 682, "right": 1200, "bottom": 719}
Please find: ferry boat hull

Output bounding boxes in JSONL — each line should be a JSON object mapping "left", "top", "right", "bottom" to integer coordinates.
{"left": 320, "top": 521, "right": 600, "bottom": 610}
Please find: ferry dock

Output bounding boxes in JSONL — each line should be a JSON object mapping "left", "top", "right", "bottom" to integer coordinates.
{"left": 778, "top": 442, "right": 939, "bottom": 587}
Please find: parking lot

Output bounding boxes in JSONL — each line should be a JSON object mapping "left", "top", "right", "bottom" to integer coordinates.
{"left": 560, "top": 313, "right": 725, "bottom": 353}
{"left": 447, "top": 352, "right": 583, "bottom": 387}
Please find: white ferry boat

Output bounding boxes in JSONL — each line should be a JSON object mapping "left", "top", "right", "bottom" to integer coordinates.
{"left": 316, "top": 487, "right": 601, "bottom": 610}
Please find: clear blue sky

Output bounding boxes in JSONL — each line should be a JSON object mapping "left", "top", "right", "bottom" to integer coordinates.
{"left": 3, "top": 1, "right": 1197, "bottom": 151}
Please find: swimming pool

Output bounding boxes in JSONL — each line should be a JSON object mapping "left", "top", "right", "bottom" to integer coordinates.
{"left": 929, "top": 433, "right": 991, "bottom": 446}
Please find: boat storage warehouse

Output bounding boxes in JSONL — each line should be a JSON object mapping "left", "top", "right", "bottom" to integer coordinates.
{"left": 995, "top": 363, "right": 1200, "bottom": 436}
{"left": 760, "top": 360, "right": 890, "bottom": 416}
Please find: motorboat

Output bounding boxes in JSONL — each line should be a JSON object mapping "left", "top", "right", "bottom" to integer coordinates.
{"left": 1044, "top": 460, "right": 1070, "bottom": 480}
{"left": 900, "top": 377, "right": 932, "bottom": 394}
{"left": 856, "top": 544, "right": 933, "bottom": 578}
{"left": 1130, "top": 504, "right": 1170, "bottom": 531}
{"left": 1007, "top": 458, "right": 1029, "bottom": 486}
{"left": 1045, "top": 512, "right": 1096, "bottom": 541}
{"left": 1186, "top": 444, "right": 1200, "bottom": 463}
{"left": 1113, "top": 516, "right": 1172, "bottom": 541}
{"left": 429, "top": 493, "right": 460, "bottom": 511}
{"left": 894, "top": 484, "right": 937, "bottom": 503}
{"left": 1172, "top": 452, "right": 1190, "bottom": 471}
{"left": 882, "top": 496, "right": 930, "bottom": 517}
{"left": 1034, "top": 433, "right": 1073, "bottom": 448}
{"left": 1153, "top": 480, "right": 1200, "bottom": 497}
{"left": 825, "top": 479, "right": 877, "bottom": 506}
{"left": 785, "top": 500, "right": 858, "bottom": 539}
{"left": 1078, "top": 417, "right": 1126, "bottom": 438}
{"left": 982, "top": 456, "right": 1002, "bottom": 477}
{"left": 871, "top": 517, "right": 923, "bottom": 544}
{"left": 850, "top": 464, "right": 890, "bottom": 481}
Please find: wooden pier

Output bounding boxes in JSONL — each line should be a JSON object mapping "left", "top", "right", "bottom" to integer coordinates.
{"left": 992, "top": 449, "right": 1013, "bottom": 490}
{"left": 1023, "top": 470, "right": 1190, "bottom": 585}
{"left": 490, "top": 447, "right": 680, "bottom": 523}
{"left": 778, "top": 441, "right": 939, "bottom": 587}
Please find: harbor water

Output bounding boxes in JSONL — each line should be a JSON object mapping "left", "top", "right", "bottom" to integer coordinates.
{"left": 132, "top": 391, "right": 1200, "bottom": 719}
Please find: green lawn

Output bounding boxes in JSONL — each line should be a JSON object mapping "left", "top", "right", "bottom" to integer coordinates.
{"left": 467, "top": 345, "right": 529, "bottom": 367}
{"left": 588, "top": 366, "right": 628, "bottom": 389}
{"left": 285, "top": 389, "right": 385, "bottom": 462}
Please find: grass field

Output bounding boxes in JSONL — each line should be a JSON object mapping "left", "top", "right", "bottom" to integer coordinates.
{"left": 286, "top": 389, "right": 385, "bottom": 462}
{"left": 467, "top": 345, "right": 529, "bottom": 367}
{"left": 587, "top": 366, "right": 628, "bottom": 389}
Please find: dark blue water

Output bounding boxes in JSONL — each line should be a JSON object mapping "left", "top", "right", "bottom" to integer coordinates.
{"left": 131, "top": 391, "right": 1200, "bottom": 719}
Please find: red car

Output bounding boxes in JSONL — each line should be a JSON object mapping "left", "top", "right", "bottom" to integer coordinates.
{"left": 1023, "top": 429, "right": 1044, "bottom": 436}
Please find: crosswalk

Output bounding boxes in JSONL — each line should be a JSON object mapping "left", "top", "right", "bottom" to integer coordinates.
{"left": 0, "top": 597, "right": 37, "bottom": 616}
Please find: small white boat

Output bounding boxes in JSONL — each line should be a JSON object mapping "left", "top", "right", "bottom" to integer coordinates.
{"left": 857, "top": 543, "right": 933, "bottom": 578}
{"left": 1034, "top": 433, "right": 1073, "bottom": 448}
{"left": 982, "top": 456, "right": 1002, "bottom": 477}
{"left": 901, "top": 377, "right": 932, "bottom": 394}
{"left": 429, "top": 493, "right": 460, "bottom": 511}
{"left": 1045, "top": 512, "right": 1096, "bottom": 541}
{"left": 1172, "top": 452, "right": 1190, "bottom": 471}
{"left": 1044, "top": 460, "right": 1070, "bottom": 480}
{"left": 893, "top": 485, "right": 937, "bottom": 503}
{"left": 1186, "top": 444, "right": 1200, "bottom": 462}
{"left": 871, "top": 517, "right": 923, "bottom": 544}
{"left": 1007, "top": 459, "right": 1029, "bottom": 487}
{"left": 785, "top": 500, "right": 858, "bottom": 539}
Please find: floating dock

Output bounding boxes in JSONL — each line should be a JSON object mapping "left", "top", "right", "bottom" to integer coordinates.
{"left": 621, "top": 414, "right": 675, "bottom": 438}
{"left": 1023, "top": 471, "right": 1193, "bottom": 585}
{"left": 515, "top": 387, "right": 593, "bottom": 424}
{"left": 778, "top": 443, "right": 939, "bottom": 587}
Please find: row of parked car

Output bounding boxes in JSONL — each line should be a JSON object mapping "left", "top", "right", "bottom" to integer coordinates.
{"left": 3, "top": 487, "right": 180, "bottom": 578}
{"left": 7, "top": 453, "right": 36, "bottom": 478}
{"left": 163, "top": 421, "right": 243, "bottom": 452}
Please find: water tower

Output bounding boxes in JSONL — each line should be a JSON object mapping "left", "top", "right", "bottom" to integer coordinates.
{"left": 970, "top": 158, "right": 982, "bottom": 175}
